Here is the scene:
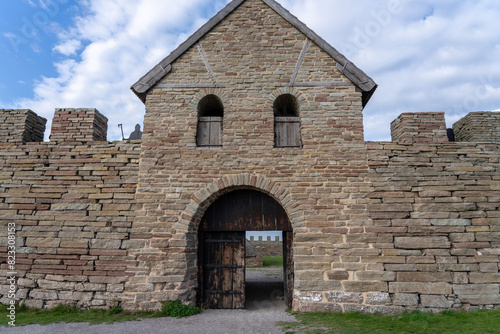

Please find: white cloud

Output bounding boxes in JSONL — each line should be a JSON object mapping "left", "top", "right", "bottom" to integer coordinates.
{"left": 13, "top": 0, "right": 500, "bottom": 141}
{"left": 53, "top": 38, "right": 81, "bottom": 56}
{"left": 15, "top": 0, "right": 213, "bottom": 140}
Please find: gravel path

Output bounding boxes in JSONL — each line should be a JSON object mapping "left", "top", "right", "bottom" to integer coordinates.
{"left": 4, "top": 268, "right": 298, "bottom": 334}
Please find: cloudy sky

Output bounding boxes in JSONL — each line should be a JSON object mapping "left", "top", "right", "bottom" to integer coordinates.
{"left": 1, "top": 0, "right": 499, "bottom": 141}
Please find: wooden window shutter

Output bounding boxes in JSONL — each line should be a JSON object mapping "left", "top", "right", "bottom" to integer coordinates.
{"left": 275, "top": 117, "right": 301, "bottom": 147}
{"left": 197, "top": 116, "right": 222, "bottom": 146}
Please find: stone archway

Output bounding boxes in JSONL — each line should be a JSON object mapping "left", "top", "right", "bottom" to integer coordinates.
{"left": 169, "top": 174, "right": 302, "bottom": 308}
{"left": 197, "top": 189, "right": 293, "bottom": 309}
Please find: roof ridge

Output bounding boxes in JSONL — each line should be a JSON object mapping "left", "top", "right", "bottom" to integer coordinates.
{"left": 131, "top": 0, "right": 377, "bottom": 106}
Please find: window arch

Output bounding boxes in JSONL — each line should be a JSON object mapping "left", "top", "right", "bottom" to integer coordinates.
{"left": 274, "top": 94, "right": 301, "bottom": 147}
{"left": 197, "top": 94, "right": 223, "bottom": 147}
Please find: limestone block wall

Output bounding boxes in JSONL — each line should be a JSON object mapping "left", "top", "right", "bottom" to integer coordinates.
{"left": 1, "top": 106, "right": 499, "bottom": 313}
{"left": 391, "top": 112, "right": 449, "bottom": 144}
{"left": 453, "top": 112, "right": 500, "bottom": 143}
{"left": 0, "top": 109, "right": 141, "bottom": 308}
{"left": 364, "top": 141, "right": 500, "bottom": 312}
{"left": 50, "top": 108, "right": 108, "bottom": 143}
{"left": 248, "top": 237, "right": 283, "bottom": 256}
{"left": 0, "top": 109, "right": 47, "bottom": 143}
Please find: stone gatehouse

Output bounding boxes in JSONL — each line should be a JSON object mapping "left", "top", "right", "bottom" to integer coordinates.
{"left": 1, "top": 0, "right": 500, "bottom": 314}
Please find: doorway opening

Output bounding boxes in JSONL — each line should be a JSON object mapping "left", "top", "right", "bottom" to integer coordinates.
{"left": 245, "top": 231, "right": 286, "bottom": 310}
{"left": 197, "top": 189, "right": 293, "bottom": 310}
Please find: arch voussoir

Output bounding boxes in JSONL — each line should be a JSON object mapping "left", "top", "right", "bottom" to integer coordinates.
{"left": 184, "top": 174, "right": 301, "bottom": 234}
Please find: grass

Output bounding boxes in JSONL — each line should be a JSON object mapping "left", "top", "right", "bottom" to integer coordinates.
{"left": 0, "top": 301, "right": 201, "bottom": 327}
{"left": 281, "top": 309, "right": 500, "bottom": 334}
{"left": 263, "top": 255, "right": 283, "bottom": 267}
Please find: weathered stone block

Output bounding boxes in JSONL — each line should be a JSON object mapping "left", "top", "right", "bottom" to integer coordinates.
{"left": 460, "top": 294, "right": 500, "bottom": 305}
{"left": 17, "top": 278, "right": 35, "bottom": 288}
{"left": 431, "top": 219, "right": 471, "bottom": 226}
{"left": 60, "top": 239, "right": 89, "bottom": 248}
{"left": 294, "top": 292, "right": 323, "bottom": 302}
{"left": 343, "top": 281, "right": 388, "bottom": 292}
{"left": 326, "top": 270, "right": 349, "bottom": 281}
{"left": 24, "top": 299, "right": 44, "bottom": 309}
{"left": 296, "top": 302, "right": 342, "bottom": 313}
{"left": 72, "top": 291, "right": 93, "bottom": 301}
{"left": 29, "top": 290, "right": 58, "bottom": 300}
{"left": 395, "top": 237, "right": 450, "bottom": 249}
{"left": 453, "top": 272, "right": 469, "bottom": 284}
{"left": 51, "top": 203, "right": 91, "bottom": 211}
{"left": 366, "top": 293, "right": 391, "bottom": 305}
{"left": 469, "top": 273, "right": 500, "bottom": 283}
{"left": 75, "top": 283, "right": 106, "bottom": 292}
{"left": 356, "top": 271, "right": 395, "bottom": 281}
{"left": 107, "top": 284, "right": 124, "bottom": 292}
{"left": 389, "top": 282, "right": 452, "bottom": 294}
{"left": 326, "top": 291, "right": 363, "bottom": 304}
{"left": 453, "top": 284, "right": 499, "bottom": 295}
{"left": 476, "top": 232, "right": 500, "bottom": 242}
{"left": 480, "top": 263, "right": 499, "bottom": 273}
{"left": 343, "top": 304, "right": 370, "bottom": 313}
{"left": 420, "top": 295, "right": 454, "bottom": 308}
{"left": 371, "top": 306, "right": 406, "bottom": 315}
{"left": 90, "top": 239, "right": 122, "bottom": 249}
{"left": 393, "top": 293, "right": 419, "bottom": 306}
{"left": 26, "top": 238, "right": 61, "bottom": 248}
{"left": 37, "top": 280, "right": 76, "bottom": 290}
{"left": 89, "top": 276, "right": 128, "bottom": 284}
{"left": 397, "top": 272, "right": 452, "bottom": 282}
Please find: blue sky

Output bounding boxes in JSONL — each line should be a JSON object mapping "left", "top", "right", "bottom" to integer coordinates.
{"left": 1, "top": 0, "right": 499, "bottom": 141}
{"left": 0, "top": 1, "right": 80, "bottom": 102}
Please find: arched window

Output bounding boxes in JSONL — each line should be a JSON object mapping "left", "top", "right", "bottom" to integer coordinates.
{"left": 197, "top": 95, "right": 223, "bottom": 147}
{"left": 274, "top": 94, "right": 301, "bottom": 147}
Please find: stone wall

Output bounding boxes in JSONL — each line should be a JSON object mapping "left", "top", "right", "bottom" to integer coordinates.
{"left": 362, "top": 141, "right": 500, "bottom": 312}
{"left": 50, "top": 108, "right": 108, "bottom": 143}
{"left": 0, "top": 109, "right": 46, "bottom": 143}
{"left": 246, "top": 241, "right": 264, "bottom": 267}
{"left": 0, "top": 109, "right": 141, "bottom": 309}
{"left": 391, "top": 112, "right": 448, "bottom": 144}
{"left": 248, "top": 237, "right": 283, "bottom": 256}
{"left": 453, "top": 112, "right": 500, "bottom": 143}
{"left": 0, "top": 108, "right": 499, "bottom": 312}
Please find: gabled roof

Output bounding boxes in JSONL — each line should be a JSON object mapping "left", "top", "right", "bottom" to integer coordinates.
{"left": 131, "top": 0, "right": 377, "bottom": 107}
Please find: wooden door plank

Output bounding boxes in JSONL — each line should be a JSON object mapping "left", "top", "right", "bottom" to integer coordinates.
{"left": 234, "top": 234, "right": 245, "bottom": 308}
{"left": 221, "top": 237, "right": 233, "bottom": 308}
{"left": 200, "top": 190, "right": 292, "bottom": 232}
{"left": 202, "top": 232, "right": 245, "bottom": 309}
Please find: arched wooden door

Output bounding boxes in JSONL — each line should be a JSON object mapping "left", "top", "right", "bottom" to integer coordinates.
{"left": 198, "top": 189, "right": 293, "bottom": 309}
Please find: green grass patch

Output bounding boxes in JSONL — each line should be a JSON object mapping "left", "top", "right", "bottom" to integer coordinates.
{"left": 263, "top": 255, "right": 283, "bottom": 267}
{"left": 160, "top": 300, "right": 201, "bottom": 318}
{"left": 281, "top": 309, "right": 500, "bottom": 334}
{"left": 0, "top": 301, "right": 202, "bottom": 327}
